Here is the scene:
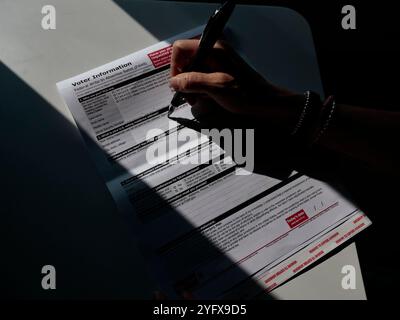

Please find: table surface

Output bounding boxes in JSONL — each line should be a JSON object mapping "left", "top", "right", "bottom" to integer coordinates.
{"left": 0, "top": 0, "right": 366, "bottom": 299}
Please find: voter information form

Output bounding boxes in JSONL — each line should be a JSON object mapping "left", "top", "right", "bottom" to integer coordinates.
{"left": 57, "top": 27, "right": 371, "bottom": 299}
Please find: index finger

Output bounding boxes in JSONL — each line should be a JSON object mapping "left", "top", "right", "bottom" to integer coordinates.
{"left": 170, "top": 39, "right": 200, "bottom": 77}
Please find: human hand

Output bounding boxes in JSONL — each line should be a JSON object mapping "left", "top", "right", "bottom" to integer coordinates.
{"left": 169, "top": 39, "right": 304, "bottom": 133}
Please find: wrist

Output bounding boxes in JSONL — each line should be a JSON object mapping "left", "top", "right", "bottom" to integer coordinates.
{"left": 288, "top": 91, "right": 323, "bottom": 145}
{"left": 266, "top": 93, "right": 309, "bottom": 135}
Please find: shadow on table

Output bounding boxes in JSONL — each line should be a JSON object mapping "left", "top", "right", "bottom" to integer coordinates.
{"left": 0, "top": 62, "right": 279, "bottom": 300}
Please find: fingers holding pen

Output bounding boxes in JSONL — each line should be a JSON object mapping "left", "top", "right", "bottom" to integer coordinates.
{"left": 169, "top": 72, "right": 236, "bottom": 94}
{"left": 170, "top": 39, "right": 235, "bottom": 77}
{"left": 169, "top": 71, "right": 244, "bottom": 114}
{"left": 170, "top": 40, "right": 199, "bottom": 77}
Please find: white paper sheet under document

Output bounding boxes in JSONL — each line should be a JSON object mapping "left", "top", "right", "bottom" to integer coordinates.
{"left": 57, "top": 27, "right": 371, "bottom": 299}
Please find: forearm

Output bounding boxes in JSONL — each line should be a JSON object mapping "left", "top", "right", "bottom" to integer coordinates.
{"left": 267, "top": 94, "right": 400, "bottom": 174}
{"left": 314, "top": 104, "right": 400, "bottom": 174}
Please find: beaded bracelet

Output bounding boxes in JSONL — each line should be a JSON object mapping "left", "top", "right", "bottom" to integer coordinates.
{"left": 291, "top": 91, "right": 312, "bottom": 136}
{"left": 290, "top": 90, "right": 323, "bottom": 146}
{"left": 312, "top": 95, "right": 337, "bottom": 145}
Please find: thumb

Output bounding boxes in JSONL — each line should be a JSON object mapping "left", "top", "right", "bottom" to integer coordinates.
{"left": 169, "top": 72, "right": 235, "bottom": 95}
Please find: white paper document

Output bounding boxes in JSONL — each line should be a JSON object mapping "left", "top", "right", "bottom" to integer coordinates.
{"left": 57, "top": 27, "right": 371, "bottom": 299}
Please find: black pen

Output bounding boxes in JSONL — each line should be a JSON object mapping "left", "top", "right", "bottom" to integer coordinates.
{"left": 168, "top": 0, "right": 236, "bottom": 117}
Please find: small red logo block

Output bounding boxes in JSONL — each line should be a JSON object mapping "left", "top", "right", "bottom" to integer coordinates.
{"left": 286, "top": 210, "right": 309, "bottom": 228}
{"left": 148, "top": 45, "right": 173, "bottom": 68}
